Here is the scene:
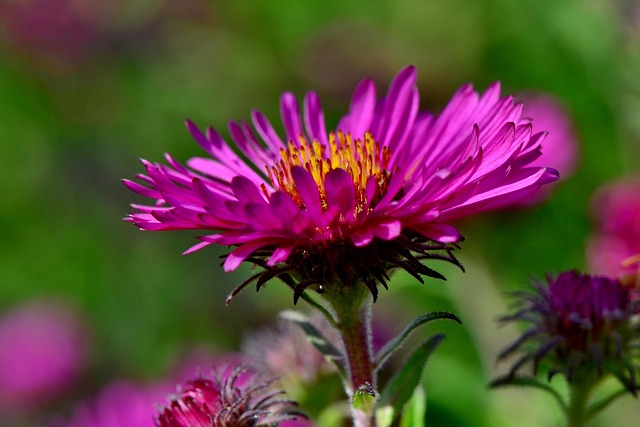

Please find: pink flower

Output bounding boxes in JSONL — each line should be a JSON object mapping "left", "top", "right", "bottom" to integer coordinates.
{"left": 125, "top": 66, "right": 557, "bottom": 299}
{"left": 155, "top": 366, "right": 305, "bottom": 427}
{"left": 522, "top": 94, "right": 578, "bottom": 179}
{"left": 242, "top": 317, "right": 337, "bottom": 385}
{"left": 0, "top": 0, "right": 98, "bottom": 65}
{"left": 56, "top": 380, "right": 167, "bottom": 427}
{"left": 497, "top": 271, "right": 639, "bottom": 387}
{"left": 0, "top": 299, "right": 88, "bottom": 410}
{"left": 587, "top": 177, "right": 640, "bottom": 277}
{"left": 504, "top": 93, "right": 578, "bottom": 206}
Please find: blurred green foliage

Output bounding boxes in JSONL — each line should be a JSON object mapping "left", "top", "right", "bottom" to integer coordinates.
{"left": 1, "top": 0, "right": 639, "bottom": 425}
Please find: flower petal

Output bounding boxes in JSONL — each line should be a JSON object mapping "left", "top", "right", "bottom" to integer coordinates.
{"left": 251, "top": 110, "right": 285, "bottom": 151}
{"left": 280, "top": 92, "right": 303, "bottom": 143}
{"left": 324, "top": 168, "right": 356, "bottom": 215}
{"left": 230, "top": 176, "right": 267, "bottom": 205}
{"left": 266, "top": 245, "right": 295, "bottom": 266}
{"left": 291, "top": 166, "right": 323, "bottom": 220}
{"left": 338, "top": 78, "right": 376, "bottom": 138}
{"left": 303, "top": 92, "right": 329, "bottom": 146}
{"left": 372, "top": 220, "right": 402, "bottom": 240}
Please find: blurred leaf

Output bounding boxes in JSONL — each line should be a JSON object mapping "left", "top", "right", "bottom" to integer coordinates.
{"left": 399, "top": 385, "right": 426, "bottom": 427}
{"left": 587, "top": 387, "right": 631, "bottom": 420}
{"left": 375, "top": 311, "right": 461, "bottom": 372}
{"left": 317, "top": 401, "right": 350, "bottom": 427}
{"left": 377, "top": 333, "right": 445, "bottom": 425}
{"left": 490, "top": 375, "right": 567, "bottom": 413}
{"left": 280, "top": 310, "right": 346, "bottom": 379}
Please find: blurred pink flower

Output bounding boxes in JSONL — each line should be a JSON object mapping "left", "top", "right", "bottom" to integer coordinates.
{"left": 242, "top": 318, "right": 337, "bottom": 386}
{"left": 523, "top": 94, "right": 578, "bottom": 178}
{"left": 587, "top": 177, "right": 640, "bottom": 277}
{"left": 0, "top": 0, "right": 97, "bottom": 65}
{"left": 166, "top": 346, "right": 247, "bottom": 385}
{"left": 57, "top": 380, "right": 167, "bottom": 427}
{"left": 0, "top": 299, "right": 88, "bottom": 410}
{"left": 506, "top": 93, "right": 578, "bottom": 206}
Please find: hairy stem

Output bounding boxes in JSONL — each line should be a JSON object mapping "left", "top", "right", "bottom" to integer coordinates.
{"left": 566, "top": 381, "right": 594, "bottom": 427}
{"left": 323, "top": 284, "right": 376, "bottom": 427}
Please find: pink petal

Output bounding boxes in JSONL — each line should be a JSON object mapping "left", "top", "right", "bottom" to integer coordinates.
{"left": 245, "top": 203, "right": 282, "bottom": 230}
{"left": 224, "top": 239, "right": 274, "bottom": 271}
{"left": 338, "top": 78, "right": 376, "bottom": 138}
{"left": 351, "top": 228, "right": 374, "bottom": 247}
{"left": 251, "top": 110, "right": 285, "bottom": 151}
{"left": 303, "top": 92, "right": 328, "bottom": 146}
{"left": 324, "top": 169, "right": 356, "bottom": 215}
{"left": 372, "top": 220, "right": 402, "bottom": 240}
{"left": 413, "top": 222, "right": 462, "bottom": 243}
{"left": 266, "top": 246, "right": 295, "bottom": 266}
{"left": 230, "top": 176, "right": 267, "bottom": 205}
{"left": 291, "top": 166, "right": 323, "bottom": 219}
{"left": 269, "top": 191, "right": 300, "bottom": 220}
{"left": 280, "top": 92, "right": 303, "bottom": 143}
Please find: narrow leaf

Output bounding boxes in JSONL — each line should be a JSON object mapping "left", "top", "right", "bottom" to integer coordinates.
{"left": 399, "top": 385, "right": 426, "bottom": 427}
{"left": 587, "top": 387, "right": 630, "bottom": 420}
{"left": 375, "top": 311, "right": 461, "bottom": 372}
{"left": 490, "top": 375, "right": 567, "bottom": 412}
{"left": 376, "top": 406, "right": 394, "bottom": 427}
{"left": 280, "top": 310, "right": 347, "bottom": 379}
{"left": 376, "top": 333, "right": 445, "bottom": 424}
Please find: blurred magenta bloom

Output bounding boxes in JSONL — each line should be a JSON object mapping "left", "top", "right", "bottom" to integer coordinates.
{"left": 0, "top": 299, "right": 88, "bottom": 409}
{"left": 497, "top": 271, "right": 639, "bottom": 388}
{"left": 125, "top": 66, "right": 557, "bottom": 298}
{"left": 0, "top": 0, "right": 97, "bottom": 65}
{"left": 167, "top": 347, "right": 247, "bottom": 385}
{"left": 243, "top": 317, "right": 337, "bottom": 387}
{"left": 155, "top": 366, "right": 305, "bottom": 426}
{"left": 522, "top": 94, "right": 578, "bottom": 179}
{"left": 587, "top": 177, "right": 640, "bottom": 277}
{"left": 58, "top": 380, "right": 166, "bottom": 427}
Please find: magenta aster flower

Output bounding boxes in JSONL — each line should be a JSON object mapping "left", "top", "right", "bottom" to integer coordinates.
{"left": 155, "top": 366, "right": 304, "bottom": 427}
{"left": 497, "top": 271, "right": 640, "bottom": 390}
{"left": 125, "top": 66, "right": 557, "bottom": 300}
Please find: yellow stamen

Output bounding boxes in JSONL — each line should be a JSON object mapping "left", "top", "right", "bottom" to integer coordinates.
{"left": 265, "top": 131, "right": 391, "bottom": 214}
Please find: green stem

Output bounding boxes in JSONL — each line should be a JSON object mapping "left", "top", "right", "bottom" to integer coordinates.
{"left": 566, "top": 381, "right": 594, "bottom": 427}
{"left": 338, "top": 301, "right": 374, "bottom": 393}
{"left": 323, "top": 284, "right": 376, "bottom": 427}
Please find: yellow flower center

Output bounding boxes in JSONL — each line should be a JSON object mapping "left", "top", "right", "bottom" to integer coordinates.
{"left": 263, "top": 131, "right": 391, "bottom": 213}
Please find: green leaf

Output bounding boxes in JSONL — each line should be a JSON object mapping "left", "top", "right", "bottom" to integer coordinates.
{"left": 490, "top": 375, "right": 567, "bottom": 412}
{"left": 317, "top": 401, "right": 350, "bottom": 427}
{"left": 399, "top": 385, "right": 427, "bottom": 427}
{"left": 279, "top": 310, "right": 347, "bottom": 379}
{"left": 587, "top": 387, "right": 629, "bottom": 420}
{"left": 375, "top": 311, "right": 461, "bottom": 372}
{"left": 376, "top": 405, "right": 394, "bottom": 427}
{"left": 376, "top": 333, "right": 445, "bottom": 425}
